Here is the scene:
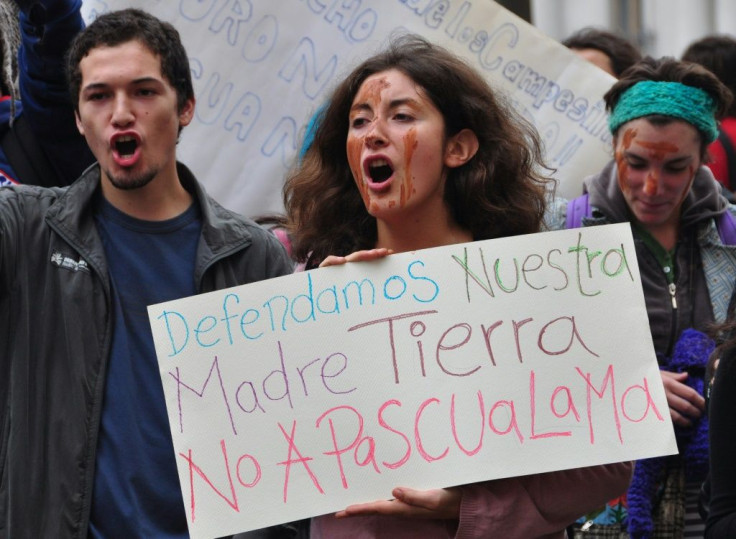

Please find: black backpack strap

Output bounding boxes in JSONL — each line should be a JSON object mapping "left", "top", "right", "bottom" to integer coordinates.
{"left": 1, "top": 114, "right": 58, "bottom": 187}
{"left": 718, "top": 128, "right": 736, "bottom": 193}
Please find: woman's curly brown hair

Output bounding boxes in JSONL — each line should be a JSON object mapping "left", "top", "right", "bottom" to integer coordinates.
{"left": 284, "top": 34, "right": 553, "bottom": 268}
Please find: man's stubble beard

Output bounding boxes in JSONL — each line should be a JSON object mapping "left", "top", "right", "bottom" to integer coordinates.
{"left": 104, "top": 167, "right": 157, "bottom": 191}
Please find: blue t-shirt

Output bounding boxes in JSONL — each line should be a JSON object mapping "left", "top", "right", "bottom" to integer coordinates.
{"left": 89, "top": 196, "right": 201, "bottom": 537}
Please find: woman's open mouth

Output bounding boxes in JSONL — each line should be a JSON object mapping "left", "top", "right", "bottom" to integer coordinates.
{"left": 364, "top": 157, "right": 394, "bottom": 191}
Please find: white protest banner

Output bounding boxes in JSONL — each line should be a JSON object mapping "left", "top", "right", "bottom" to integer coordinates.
{"left": 82, "top": 0, "right": 615, "bottom": 217}
{"left": 148, "top": 223, "right": 677, "bottom": 538}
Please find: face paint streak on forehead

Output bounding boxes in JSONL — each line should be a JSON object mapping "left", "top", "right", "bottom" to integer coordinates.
{"left": 400, "top": 129, "right": 418, "bottom": 208}
{"left": 347, "top": 136, "right": 369, "bottom": 208}
{"left": 622, "top": 127, "right": 637, "bottom": 150}
{"left": 356, "top": 76, "right": 390, "bottom": 107}
{"left": 637, "top": 140, "right": 680, "bottom": 161}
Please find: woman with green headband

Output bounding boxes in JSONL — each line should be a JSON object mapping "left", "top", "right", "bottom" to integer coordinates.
{"left": 549, "top": 56, "right": 735, "bottom": 537}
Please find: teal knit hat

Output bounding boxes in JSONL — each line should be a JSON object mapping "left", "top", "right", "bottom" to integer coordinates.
{"left": 608, "top": 80, "right": 719, "bottom": 143}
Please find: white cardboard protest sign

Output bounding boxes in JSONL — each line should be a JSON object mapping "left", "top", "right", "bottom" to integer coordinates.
{"left": 148, "top": 224, "right": 677, "bottom": 538}
{"left": 82, "top": 0, "right": 615, "bottom": 217}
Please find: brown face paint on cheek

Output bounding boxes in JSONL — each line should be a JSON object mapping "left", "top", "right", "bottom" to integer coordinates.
{"left": 347, "top": 136, "right": 369, "bottom": 208}
{"left": 400, "top": 128, "right": 418, "bottom": 208}
{"left": 615, "top": 128, "right": 637, "bottom": 194}
{"left": 615, "top": 154, "right": 629, "bottom": 195}
{"left": 349, "top": 75, "right": 391, "bottom": 214}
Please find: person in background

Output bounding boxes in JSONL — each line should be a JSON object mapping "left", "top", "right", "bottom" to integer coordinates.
{"left": 0, "top": 0, "right": 93, "bottom": 186}
{"left": 682, "top": 34, "right": 736, "bottom": 196}
{"left": 0, "top": 8, "right": 293, "bottom": 537}
{"left": 562, "top": 26, "right": 642, "bottom": 78}
{"left": 547, "top": 55, "right": 736, "bottom": 537}
{"left": 283, "top": 33, "right": 633, "bottom": 539}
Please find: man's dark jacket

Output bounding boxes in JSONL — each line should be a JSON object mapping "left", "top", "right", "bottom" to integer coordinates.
{"left": 0, "top": 163, "right": 293, "bottom": 537}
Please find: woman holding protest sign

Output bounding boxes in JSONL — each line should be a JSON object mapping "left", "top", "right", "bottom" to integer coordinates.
{"left": 547, "top": 56, "right": 736, "bottom": 537}
{"left": 282, "top": 33, "right": 633, "bottom": 539}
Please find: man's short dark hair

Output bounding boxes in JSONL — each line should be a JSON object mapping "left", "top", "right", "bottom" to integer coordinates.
{"left": 66, "top": 8, "right": 194, "bottom": 114}
{"left": 683, "top": 35, "right": 736, "bottom": 117}
{"left": 562, "top": 27, "right": 642, "bottom": 78}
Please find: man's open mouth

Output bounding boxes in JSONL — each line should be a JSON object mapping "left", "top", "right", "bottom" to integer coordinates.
{"left": 115, "top": 135, "right": 138, "bottom": 156}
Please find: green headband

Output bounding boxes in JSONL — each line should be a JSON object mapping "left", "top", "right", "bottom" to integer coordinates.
{"left": 608, "top": 80, "right": 718, "bottom": 143}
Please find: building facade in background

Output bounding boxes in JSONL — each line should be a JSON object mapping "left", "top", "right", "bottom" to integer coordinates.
{"left": 531, "top": 0, "right": 736, "bottom": 59}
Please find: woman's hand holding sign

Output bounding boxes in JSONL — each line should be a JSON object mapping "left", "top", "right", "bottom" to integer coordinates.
{"left": 335, "top": 486, "right": 462, "bottom": 520}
